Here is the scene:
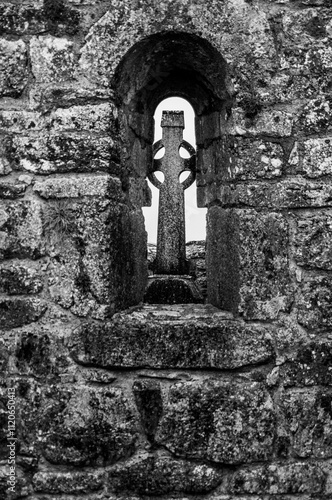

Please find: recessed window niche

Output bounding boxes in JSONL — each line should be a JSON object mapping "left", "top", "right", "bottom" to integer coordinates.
{"left": 113, "top": 31, "right": 234, "bottom": 310}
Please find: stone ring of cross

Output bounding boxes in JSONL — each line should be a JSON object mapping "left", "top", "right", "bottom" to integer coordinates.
{"left": 148, "top": 139, "right": 196, "bottom": 190}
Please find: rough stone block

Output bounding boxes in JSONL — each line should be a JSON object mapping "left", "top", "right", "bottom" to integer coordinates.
{"left": 34, "top": 174, "right": 123, "bottom": 200}
{"left": 107, "top": 452, "right": 223, "bottom": 495}
{"left": 0, "top": 465, "right": 29, "bottom": 499}
{"left": 0, "top": 200, "right": 44, "bottom": 259}
{"left": 0, "top": 264, "right": 43, "bottom": 294}
{"left": 37, "top": 385, "right": 138, "bottom": 466}
{"left": 292, "top": 213, "right": 332, "bottom": 270}
{"left": 211, "top": 179, "right": 332, "bottom": 209}
{"left": 0, "top": 2, "right": 80, "bottom": 37}
{"left": 302, "top": 137, "right": 332, "bottom": 177}
{"left": 196, "top": 112, "right": 222, "bottom": 145}
{"left": 0, "top": 110, "right": 45, "bottom": 133}
{"left": 14, "top": 328, "right": 70, "bottom": 379}
{"left": 207, "top": 208, "right": 292, "bottom": 319}
{"left": 29, "top": 82, "right": 111, "bottom": 110}
{"left": 156, "top": 380, "right": 275, "bottom": 464}
{"left": 229, "top": 462, "right": 325, "bottom": 494}
{"left": 11, "top": 133, "right": 119, "bottom": 174}
{"left": 133, "top": 380, "right": 163, "bottom": 443}
{"left": 30, "top": 36, "right": 77, "bottom": 83}
{"left": 196, "top": 138, "right": 230, "bottom": 185}
{"left": 42, "top": 0, "right": 80, "bottom": 35}
{"left": 0, "top": 4, "right": 46, "bottom": 35}
{"left": 33, "top": 470, "right": 104, "bottom": 494}
{"left": 299, "top": 97, "right": 332, "bottom": 134}
{"left": 281, "top": 340, "right": 332, "bottom": 387}
{"left": 0, "top": 181, "right": 26, "bottom": 199}
{"left": 281, "top": 388, "right": 332, "bottom": 459}
{"left": 230, "top": 108, "right": 293, "bottom": 137}
{"left": 0, "top": 298, "right": 47, "bottom": 330}
{"left": 47, "top": 202, "right": 147, "bottom": 319}
{"left": 50, "top": 103, "right": 118, "bottom": 134}
{"left": 229, "top": 138, "right": 283, "bottom": 180}
{"left": 297, "top": 275, "right": 332, "bottom": 331}
{"left": 70, "top": 304, "right": 274, "bottom": 369}
{"left": 0, "top": 39, "right": 28, "bottom": 97}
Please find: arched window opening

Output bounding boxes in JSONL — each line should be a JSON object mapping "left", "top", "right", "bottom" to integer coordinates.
{"left": 142, "top": 97, "right": 207, "bottom": 245}
{"left": 113, "top": 31, "right": 234, "bottom": 310}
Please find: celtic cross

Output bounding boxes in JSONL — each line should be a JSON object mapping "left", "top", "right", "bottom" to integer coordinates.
{"left": 148, "top": 111, "right": 196, "bottom": 275}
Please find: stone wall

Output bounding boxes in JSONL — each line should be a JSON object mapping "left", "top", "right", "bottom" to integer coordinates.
{"left": 1, "top": 0, "right": 332, "bottom": 498}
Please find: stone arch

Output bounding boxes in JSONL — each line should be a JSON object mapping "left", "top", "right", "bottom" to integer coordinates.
{"left": 113, "top": 31, "right": 233, "bottom": 179}
{"left": 113, "top": 31, "right": 235, "bottom": 308}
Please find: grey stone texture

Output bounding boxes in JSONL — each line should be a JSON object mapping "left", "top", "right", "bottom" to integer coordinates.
{"left": 70, "top": 304, "right": 274, "bottom": 369}
{"left": 1, "top": 0, "right": 332, "bottom": 498}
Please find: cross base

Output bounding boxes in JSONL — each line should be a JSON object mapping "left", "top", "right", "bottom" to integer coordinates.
{"left": 144, "top": 275, "right": 204, "bottom": 305}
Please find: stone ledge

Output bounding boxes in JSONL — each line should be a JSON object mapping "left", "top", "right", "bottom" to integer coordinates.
{"left": 70, "top": 304, "right": 275, "bottom": 369}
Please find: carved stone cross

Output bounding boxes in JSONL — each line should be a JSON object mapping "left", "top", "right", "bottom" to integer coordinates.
{"left": 148, "top": 111, "right": 196, "bottom": 275}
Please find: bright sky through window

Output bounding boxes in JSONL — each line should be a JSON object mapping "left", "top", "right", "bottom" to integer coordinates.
{"left": 142, "top": 97, "right": 207, "bottom": 244}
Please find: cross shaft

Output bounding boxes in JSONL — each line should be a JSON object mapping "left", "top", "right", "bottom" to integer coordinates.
{"left": 148, "top": 111, "right": 196, "bottom": 274}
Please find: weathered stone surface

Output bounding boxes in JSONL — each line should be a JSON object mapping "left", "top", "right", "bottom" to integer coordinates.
{"left": 302, "top": 137, "right": 332, "bottom": 177}
{"left": 47, "top": 202, "right": 147, "bottom": 318}
{"left": 29, "top": 82, "right": 111, "bottom": 110}
{"left": 0, "top": 156, "right": 12, "bottom": 176}
{"left": 34, "top": 174, "right": 123, "bottom": 200}
{"left": 0, "top": 181, "right": 26, "bottom": 199}
{"left": 229, "top": 108, "right": 293, "bottom": 137}
{"left": 50, "top": 103, "right": 118, "bottom": 134}
{"left": 229, "top": 139, "right": 284, "bottom": 180}
{"left": 207, "top": 208, "right": 292, "bottom": 319}
{"left": 281, "top": 388, "right": 332, "bottom": 459}
{"left": 71, "top": 304, "right": 274, "bottom": 369}
{"left": 0, "top": 4, "right": 46, "bottom": 35}
{"left": 11, "top": 133, "right": 119, "bottom": 174}
{"left": 42, "top": 0, "right": 81, "bottom": 35}
{"left": 14, "top": 327, "right": 70, "bottom": 379}
{"left": 79, "top": 0, "right": 275, "bottom": 92}
{"left": 0, "top": 298, "right": 47, "bottom": 330}
{"left": 37, "top": 385, "right": 138, "bottom": 466}
{"left": 274, "top": 313, "right": 309, "bottom": 355}
{"left": 0, "top": 200, "right": 44, "bottom": 259}
{"left": 0, "top": 110, "right": 45, "bottom": 133}
{"left": 0, "top": 465, "right": 29, "bottom": 499}
{"left": 0, "top": 39, "right": 28, "bottom": 97}
{"left": 293, "top": 213, "right": 332, "bottom": 270}
{"left": 33, "top": 470, "right": 104, "bottom": 494}
{"left": 282, "top": 340, "right": 332, "bottom": 387}
{"left": 237, "top": 211, "right": 292, "bottom": 319}
{"left": 30, "top": 36, "right": 77, "bottom": 83}
{"left": 186, "top": 240, "right": 207, "bottom": 297}
{"left": 107, "top": 452, "right": 223, "bottom": 495}
{"left": 133, "top": 380, "right": 162, "bottom": 443}
{"left": 156, "top": 380, "right": 275, "bottom": 464}
{"left": 297, "top": 275, "right": 332, "bottom": 331}
{"left": 0, "top": 2, "right": 80, "bottom": 36}
{"left": 0, "top": 339, "right": 9, "bottom": 376}
{"left": 229, "top": 462, "right": 325, "bottom": 494}
{"left": 204, "top": 178, "right": 332, "bottom": 209}
{"left": 299, "top": 97, "right": 332, "bottom": 134}
{"left": 0, "top": 263, "right": 43, "bottom": 294}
